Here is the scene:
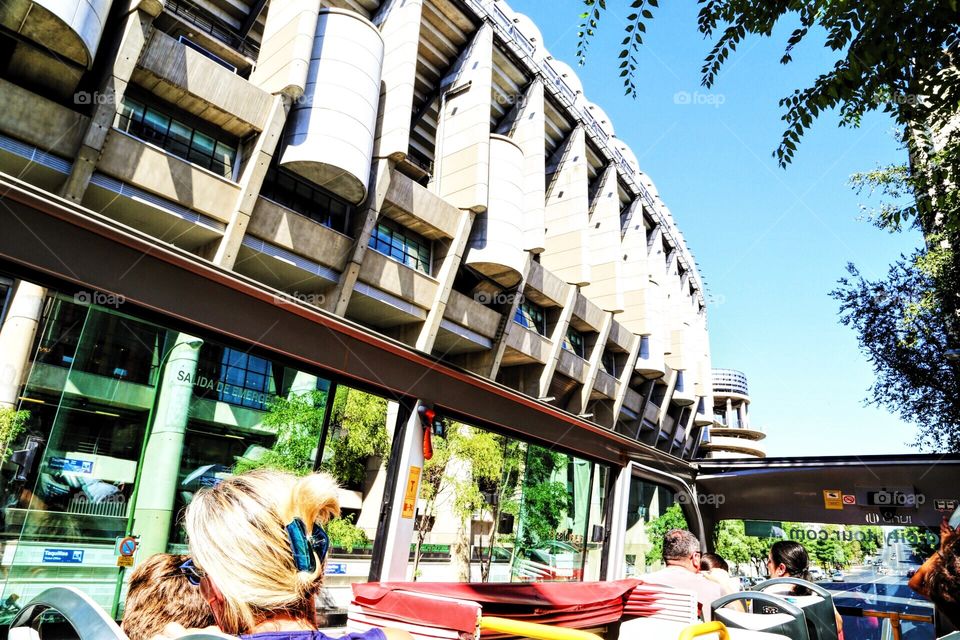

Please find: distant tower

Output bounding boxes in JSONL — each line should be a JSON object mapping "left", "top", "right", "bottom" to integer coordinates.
{"left": 700, "top": 369, "right": 766, "bottom": 458}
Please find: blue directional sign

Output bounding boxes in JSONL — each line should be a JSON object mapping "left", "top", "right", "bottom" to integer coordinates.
{"left": 325, "top": 562, "right": 347, "bottom": 575}
{"left": 49, "top": 457, "right": 93, "bottom": 474}
{"left": 43, "top": 549, "right": 84, "bottom": 564}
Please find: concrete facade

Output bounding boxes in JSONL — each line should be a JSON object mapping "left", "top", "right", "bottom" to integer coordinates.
{"left": 0, "top": 0, "right": 719, "bottom": 597}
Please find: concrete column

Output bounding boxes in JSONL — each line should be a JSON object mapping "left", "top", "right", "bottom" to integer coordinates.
{"left": 537, "top": 285, "right": 579, "bottom": 398}
{"left": 432, "top": 23, "right": 492, "bottom": 212}
{"left": 133, "top": 335, "right": 203, "bottom": 557}
{"left": 0, "top": 282, "right": 46, "bottom": 409}
{"left": 725, "top": 398, "right": 735, "bottom": 427}
{"left": 498, "top": 80, "right": 545, "bottom": 254}
{"left": 737, "top": 404, "right": 747, "bottom": 430}
{"left": 655, "top": 368, "right": 679, "bottom": 430}
{"left": 542, "top": 126, "right": 590, "bottom": 286}
{"left": 588, "top": 166, "right": 625, "bottom": 313}
{"left": 213, "top": 94, "right": 289, "bottom": 269}
{"left": 415, "top": 209, "right": 475, "bottom": 352}
{"left": 487, "top": 256, "right": 532, "bottom": 380}
{"left": 610, "top": 334, "right": 642, "bottom": 426}
{"left": 328, "top": 160, "right": 393, "bottom": 315}
{"left": 577, "top": 312, "right": 613, "bottom": 413}
{"left": 59, "top": 7, "right": 156, "bottom": 203}
{"left": 379, "top": 404, "right": 425, "bottom": 581}
{"left": 372, "top": 0, "right": 424, "bottom": 160}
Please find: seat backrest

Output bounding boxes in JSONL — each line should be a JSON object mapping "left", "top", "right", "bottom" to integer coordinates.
{"left": 10, "top": 587, "right": 127, "bottom": 640}
{"left": 711, "top": 592, "right": 810, "bottom": 640}
{"left": 624, "top": 583, "right": 698, "bottom": 624}
{"left": 753, "top": 578, "right": 838, "bottom": 640}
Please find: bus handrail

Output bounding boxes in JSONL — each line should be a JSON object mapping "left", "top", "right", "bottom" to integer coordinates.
{"left": 479, "top": 616, "right": 603, "bottom": 640}
{"left": 679, "top": 621, "right": 731, "bottom": 640}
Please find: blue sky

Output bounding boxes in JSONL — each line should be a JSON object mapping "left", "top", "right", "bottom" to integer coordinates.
{"left": 509, "top": 0, "right": 925, "bottom": 456}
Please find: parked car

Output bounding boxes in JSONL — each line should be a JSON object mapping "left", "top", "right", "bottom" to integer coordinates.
{"left": 831, "top": 570, "right": 844, "bottom": 582}
{"left": 809, "top": 567, "right": 825, "bottom": 581}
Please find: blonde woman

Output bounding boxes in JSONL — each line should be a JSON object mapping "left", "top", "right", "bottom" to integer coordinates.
{"left": 181, "top": 469, "right": 410, "bottom": 640}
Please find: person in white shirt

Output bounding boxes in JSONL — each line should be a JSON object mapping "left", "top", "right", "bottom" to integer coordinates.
{"left": 644, "top": 529, "right": 724, "bottom": 621}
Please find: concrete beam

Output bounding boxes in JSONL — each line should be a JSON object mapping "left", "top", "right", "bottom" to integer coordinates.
{"left": 610, "top": 334, "right": 643, "bottom": 427}
{"left": 538, "top": 284, "right": 578, "bottom": 398}
{"left": 213, "top": 94, "right": 289, "bottom": 269}
{"left": 59, "top": 9, "right": 153, "bottom": 203}
{"left": 328, "top": 159, "right": 393, "bottom": 315}
{"left": 577, "top": 311, "right": 613, "bottom": 413}
{"left": 415, "top": 208, "right": 475, "bottom": 352}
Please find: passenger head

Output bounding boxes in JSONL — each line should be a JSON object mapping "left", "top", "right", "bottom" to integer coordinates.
{"left": 701, "top": 552, "right": 729, "bottom": 573}
{"left": 928, "top": 536, "right": 960, "bottom": 627}
{"left": 121, "top": 553, "right": 215, "bottom": 640}
{"left": 768, "top": 541, "right": 813, "bottom": 595}
{"left": 184, "top": 469, "right": 340, "bottom": 635}
{"left": 662, "top": 529, "right": 702, "bottom": 572}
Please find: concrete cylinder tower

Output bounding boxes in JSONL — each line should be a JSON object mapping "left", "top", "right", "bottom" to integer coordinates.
{"left": 279, "top": 8, "right": 385, "bottom": 205}
{"left": 465, "top": 134, "right": 526, "bottom": 287}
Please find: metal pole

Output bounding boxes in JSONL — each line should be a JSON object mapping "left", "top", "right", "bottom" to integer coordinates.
{"left": 109, "top": 339, "right": 200, "bottom": 619}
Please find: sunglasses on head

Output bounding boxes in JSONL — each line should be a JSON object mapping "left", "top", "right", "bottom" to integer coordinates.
{"left": 180, "top": 558, "right": 227, "bottom": 629}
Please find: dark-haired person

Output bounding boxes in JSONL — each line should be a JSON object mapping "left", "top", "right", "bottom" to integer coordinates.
{"left": 767, "top": 541, "right": 843, "bottom": 636}
{"left": 908, "top": 518, "right": 960, "bottom": 629}
{"left": 121, "top": 554, "right": 215, "bottom": 640}
{"left": 644, "top": 529, "right": 723, "bottom": 620}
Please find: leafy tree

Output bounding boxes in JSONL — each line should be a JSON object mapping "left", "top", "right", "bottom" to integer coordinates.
{"left": 411, "top": 424, "right": 525, "bottom": 582}
{"left": 580, "top": 1, "right": 960, "bottom": 446}
{"left": 515, "top": 446, "right": 570, "bottom": 556}
{"left": 323, "top": 388, "right": 390, "bottom": 487}
{"left": 579, "top": 1, "right": 959, "bottom": 168}
{"left": 832, "top": 251, "right": 960, "bottom": 450}
{"left": 232, "top": 388, "right": 381, "bottom": 552}
{"left": 643, "top": 503, "right": 689, "bottom": 567}
{"left": 0, "top": 408, "right": 29, "bottom": 461}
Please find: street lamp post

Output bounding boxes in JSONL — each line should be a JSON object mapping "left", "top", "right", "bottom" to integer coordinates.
{"left": 110, "top": 337, "right": 202, "bottom": 618}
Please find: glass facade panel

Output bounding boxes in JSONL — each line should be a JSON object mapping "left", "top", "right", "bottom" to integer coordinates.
{"left": 410, "top": 421, "right": 607, "bottom": 583}
{"left": 367, "top": 219, "right": 432, "bottom": 274}
{"left": 114, "top": 98, "right": 238, "bottom": 178}
{"left": 562, "top": 329, "right": 586, "bottom": 358}
{"left": 0, "top": 288, "right": 398, "bottom": 617}
{"left": 259, "top": 165, "right": 353, "bottom": 234}
{"left": 514, "top": 301, "right": 546, "bottom": 335}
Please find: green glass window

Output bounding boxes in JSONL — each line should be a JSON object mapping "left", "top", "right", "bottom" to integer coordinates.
{"left": 367, "top": 218, "right": 432, "bottom": 274}
{"left": 514, "top": 301, "right": 547, "bottom": 335}
{"left": 563, "top": 328, "right": 586, "bottom": 358}
{"left": 259, "top": 165, "right": 354, "bottom": 234}
{"left": 114, "top": 97, "right": 237, "bottom": 177}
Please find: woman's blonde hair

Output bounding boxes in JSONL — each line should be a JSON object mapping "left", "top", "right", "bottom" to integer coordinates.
{"left": 184, "top": 469, "right": 340, "bottom": 634}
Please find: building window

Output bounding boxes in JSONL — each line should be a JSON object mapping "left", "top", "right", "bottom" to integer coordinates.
{"left": 115, "top": 97, "right": 238, "bottom": 177}
{"left": 368, "top": 218, "right": 432, "bottom": 274}
{"left": 602, "top": 350, "right": 618, "bottom": 377}
{"left": 193, "top": 346, "right": 276, "bottom": 411}
{"left": 259, "top": 165, "right": 352, "bottom": 234}
{"left": 514, "top": 300, "right": 546, "bottom": 335}
{"left": 563, "top": 328, "right": 586, "bottom": 358}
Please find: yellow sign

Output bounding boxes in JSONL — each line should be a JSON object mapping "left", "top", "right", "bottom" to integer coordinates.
{"left": 823, "top": 489, "right": 843, "bottom": 510}
{"left": 401, "top": 466, "right": 421, "bottom": 519}
{"left": 116, "top": 555, "right": 135, "bottom": 568}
